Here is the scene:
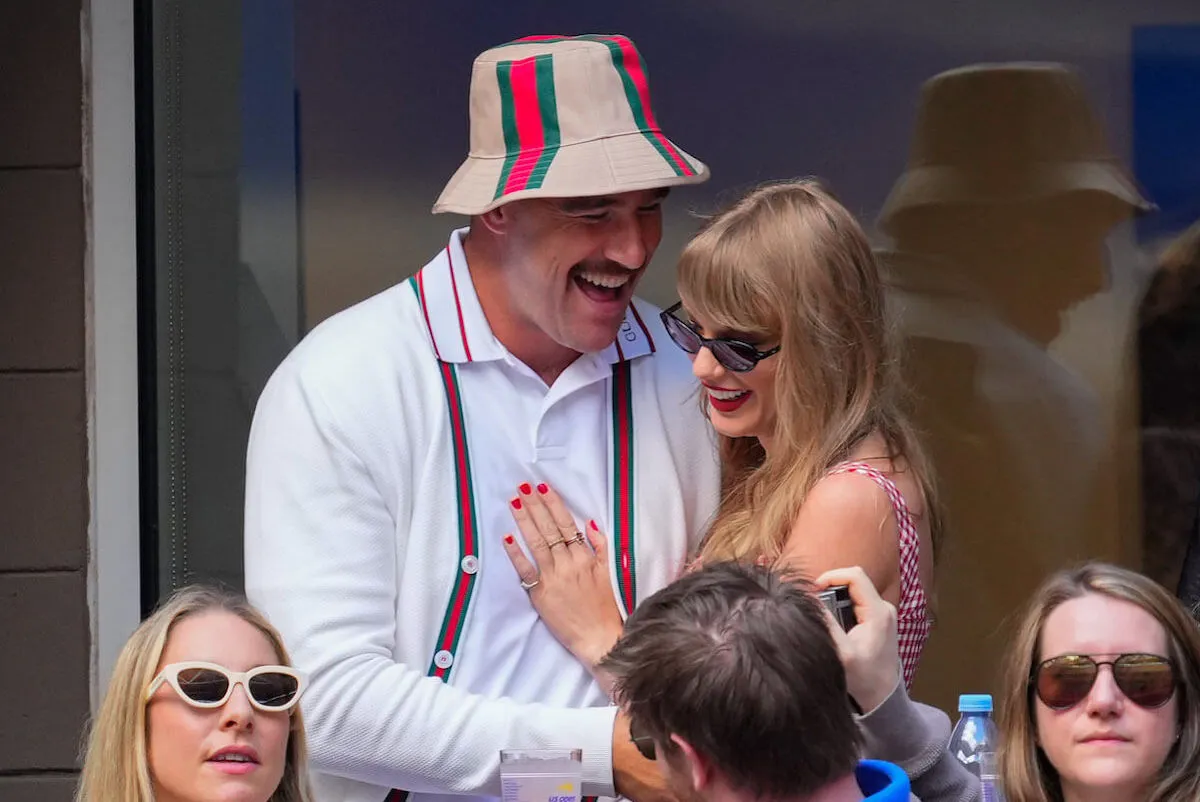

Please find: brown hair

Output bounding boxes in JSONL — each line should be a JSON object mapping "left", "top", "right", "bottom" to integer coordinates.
{"left": 998, "top": 562, "right": 1200, "bottom": 802}
{"left": 600, "top": 561, "right": 861, "bottom": 797}
{"left": 76, "top": 585, "right": 315, "bottom": 802}
{"left": 679, "top": 178, "right": 942, "bottom": 565}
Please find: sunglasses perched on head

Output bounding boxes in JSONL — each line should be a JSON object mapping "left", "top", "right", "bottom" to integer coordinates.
{"left": 146, "top": 661, "right": 306, "bottom": 712}
{"left": 1032, "top": 653, "right": 1176, "bottom": 710}
{"left": 660, "top": 303, "right": 779, "bottom": 373}
{"left": 629, "top": 717, "right": 657, "bottom": 761}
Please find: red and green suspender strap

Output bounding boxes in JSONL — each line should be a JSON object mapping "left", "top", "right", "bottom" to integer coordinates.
{"left": 386, "top": 275, "right": 637, "bottom": 802}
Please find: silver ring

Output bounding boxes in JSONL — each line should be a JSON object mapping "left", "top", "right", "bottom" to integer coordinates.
{"left": 520, "top": 577, "right": 541, "bottom": 590}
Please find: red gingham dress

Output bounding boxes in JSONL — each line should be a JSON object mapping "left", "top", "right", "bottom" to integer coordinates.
{"left": 684, "top": 462, "right": 931, "bottom": 686}
{"left": 829, "top": 461, "right": 931, "bottom": 688}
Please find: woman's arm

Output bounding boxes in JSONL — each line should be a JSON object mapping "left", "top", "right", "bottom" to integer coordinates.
{"left": 778, "top": 473, "right": 901, "bottom": 604}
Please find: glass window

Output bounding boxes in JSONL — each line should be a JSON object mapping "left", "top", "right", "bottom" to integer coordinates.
{"left": 140, "top": 1, "right": 1200, "bottom": 712}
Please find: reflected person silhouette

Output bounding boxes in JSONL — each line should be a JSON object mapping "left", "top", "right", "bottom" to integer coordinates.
{"left": 876, "top": 63, "right": 1151, "bottom": 711}
{"left": 1138, "top": 220, "right": 1200, "bottom": 600}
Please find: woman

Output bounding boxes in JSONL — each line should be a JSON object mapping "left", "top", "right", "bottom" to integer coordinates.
{"left": 76, "top": 585, "right": 314, "bottom": 802}
{"left": 999, "top": 562, "right": 1200, "bottom": 802}
{"left": 503, "top": 178, "right": 940, "bottom": 686}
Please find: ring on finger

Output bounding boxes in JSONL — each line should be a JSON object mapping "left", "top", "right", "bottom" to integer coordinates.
{"left": 567, "top": 532, "right": 586, "bottom": 546}
{"left": 520, "top": 577, "right": 541, "bottom": 590}
{"left": 546, "top": 537, "right": 567, "bottom": 549}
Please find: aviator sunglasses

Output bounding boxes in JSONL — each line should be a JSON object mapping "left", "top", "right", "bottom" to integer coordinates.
{"left": 1032, "top": 653, "right": 1176, "bottom": 710}
{"left": 146, "top": 661, "right": 306, "bottom": 712}
{"left": 660, "top": 302, "right": 780, "bottom": 373}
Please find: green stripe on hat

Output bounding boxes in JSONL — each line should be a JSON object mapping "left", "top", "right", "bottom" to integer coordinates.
{"left": 580, "top": 35, "right": 693, "bottom": 177}
{"left": 527, "top": 54, "right": 560, "bottom": 190}
{"left": 494, "top": 61, "right": 520, "bottom": 200}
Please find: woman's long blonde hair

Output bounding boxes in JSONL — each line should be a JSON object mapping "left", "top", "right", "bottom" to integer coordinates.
{"left": 75, "top": 585, "right": 314, "bottom": 802}
{"left": 681, "top": 178, "right": 941, "bottom": 564}
{"left": 998, "top": 562, "right": 1200, "bottom": 802}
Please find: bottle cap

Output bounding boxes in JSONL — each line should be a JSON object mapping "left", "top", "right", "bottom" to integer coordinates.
{"left": 958, "top": 693, "right": 993, "bottom": 713}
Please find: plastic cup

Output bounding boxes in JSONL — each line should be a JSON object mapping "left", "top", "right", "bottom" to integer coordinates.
{"left": 499, "top": 749, "right": 583, "bottom": 802}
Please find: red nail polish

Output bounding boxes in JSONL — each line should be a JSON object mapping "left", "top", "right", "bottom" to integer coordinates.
{"left": 589, "top": 519, "right": 598, "bottom": 531}
{"left": 504, "top": 535, "right": 514, "bottom": 545}
{"left": 511, "top": 498, "right": 522, "bottom": 510}
{"left": 537, "top": 483, "right": 549, "bottom": 494}
{"left": 519, "top": 483, "right": 532, "bottom": 495}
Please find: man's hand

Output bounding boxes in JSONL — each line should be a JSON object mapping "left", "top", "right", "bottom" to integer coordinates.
{"left": 612, "top": 710, "right": 677, "bottom": 802}
{"left": 814, "top": 566, "right": 901, "bottom": 714}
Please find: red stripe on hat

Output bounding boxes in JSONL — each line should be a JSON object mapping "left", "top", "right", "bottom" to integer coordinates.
{"left": 503, "top": 56, "right": 547, "bottom": 194}
{"left": 604, "top": 36, "right": 694, "bottom": 176}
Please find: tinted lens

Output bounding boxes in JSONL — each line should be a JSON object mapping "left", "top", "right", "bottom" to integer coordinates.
{"left": 712, "top": 342, "right": 759, "bottom": 372}
{"left": 247, "top": 671, "right": 300, "bottom": 708}
{"left": 663, "top": 314, "right": 701, "bottom": 355}
{"left": 1036, "top": 656, "right": 1099, "bottom": 709}
{"left": 177, "top": 668, "right": 231, "bottom": 704}
{"left": 1113, "top": 655, "right": 1175, "bottom": 708}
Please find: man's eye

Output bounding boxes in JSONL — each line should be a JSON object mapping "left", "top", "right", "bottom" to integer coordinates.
{"left": 637, "top": 204, "right": 662, "bottom": 214}
{"left": 579, "top": 213, "right": 609, "bottom": 222}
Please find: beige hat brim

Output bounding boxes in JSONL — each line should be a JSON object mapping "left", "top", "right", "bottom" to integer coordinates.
{"left": 879, "top": 161, "right": 1154, "bottom": 232}
{"left": 433, "top": 131, "right": 710, "bottom": 216}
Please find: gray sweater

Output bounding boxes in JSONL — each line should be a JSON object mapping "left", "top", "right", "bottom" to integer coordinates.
{"left": 859, "top": 683, "right": 983, "bottom": 802}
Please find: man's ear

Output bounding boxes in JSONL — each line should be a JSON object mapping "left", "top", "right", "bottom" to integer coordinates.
{"left": 476, "top": 204, "right": 511, "bottom": 236}
{"left": 670, "top": 734, "right": 713, "bottom": 791}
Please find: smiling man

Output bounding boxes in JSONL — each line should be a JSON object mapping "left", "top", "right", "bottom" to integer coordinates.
{"left": 243, "top": 35, "right": 719, "bottom": 802}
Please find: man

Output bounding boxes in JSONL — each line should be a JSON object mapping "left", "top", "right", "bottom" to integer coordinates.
{"left": 243, "top": 35, "right": 719, "bottom": 802}
{"left": 600, "top": 563, "right": 975, "bottom": 802}
{"left": 875, "top": 63, "right": 1151, "bottom": 711}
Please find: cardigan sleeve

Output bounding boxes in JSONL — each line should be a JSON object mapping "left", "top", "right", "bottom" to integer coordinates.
{"left": 857, "top": 683, "right": 981, "bottom": 802}
{"left": 244, "top": 350, "right": 619, "bottom": 797}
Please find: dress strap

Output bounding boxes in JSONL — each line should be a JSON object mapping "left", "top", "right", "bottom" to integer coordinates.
{"left": 828, "top": 461, "right": 929, "bottom": 687}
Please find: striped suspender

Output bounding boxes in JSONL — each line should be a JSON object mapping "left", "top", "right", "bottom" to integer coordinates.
{"left": 609, "top": 360, "right": 637, "bottom": 616}
{"left": 385, "top": 277, "right": 481, "bottom": 802}
{"left": 388, "top": 273, "right": 636, "bottom": 802}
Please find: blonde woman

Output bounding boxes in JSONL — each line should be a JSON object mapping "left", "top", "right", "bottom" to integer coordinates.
{"left": 76, "top": 585, "right": 314, "bottom": 802}
{"left": 502, "top": 178, "right": 941, "bottom": 688}
{"left": 998, "top": 562, "right": 1200, "bottom": 802}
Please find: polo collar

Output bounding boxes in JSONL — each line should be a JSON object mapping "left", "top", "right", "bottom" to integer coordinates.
{"left": 414, "top": 228, "right": 658, "bottom": 365}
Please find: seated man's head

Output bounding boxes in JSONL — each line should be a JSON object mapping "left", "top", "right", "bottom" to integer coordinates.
{"left": 600, "top": 562, "right": 862, "bottom": 801}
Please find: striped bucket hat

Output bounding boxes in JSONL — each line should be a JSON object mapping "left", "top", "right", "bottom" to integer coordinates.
{"left": 433, "top": 35, "right": 710, "bottom": 215}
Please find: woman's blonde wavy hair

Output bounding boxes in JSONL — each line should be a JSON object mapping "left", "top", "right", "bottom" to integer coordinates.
{"left": 680, "top": 178, "right": 942, "bottom": 564}
{"left": 998, "top": 562, "right": 1200, "bottom": 802}
{"left": 75, "top": 585, "right": 314, "bottom": 802}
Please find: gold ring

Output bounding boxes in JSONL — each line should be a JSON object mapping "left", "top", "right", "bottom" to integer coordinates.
{"left": 547, "top": 537, "right": 567, "bottom": 549}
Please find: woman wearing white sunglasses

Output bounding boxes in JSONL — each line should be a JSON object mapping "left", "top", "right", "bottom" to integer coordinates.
{"left": 76, "top": 585, "right": 314, "bottom": 802}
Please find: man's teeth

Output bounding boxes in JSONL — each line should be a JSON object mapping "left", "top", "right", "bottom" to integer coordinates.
{"left": 578, "top": 271, "right": 630, "bottom": 289}
{"left": 709, "top": 388, "right": 748, "bottom": 401}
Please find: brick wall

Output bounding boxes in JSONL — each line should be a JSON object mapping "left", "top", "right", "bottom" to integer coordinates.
{"left": 0, "top": 2, "right": 91, "bottom": 800}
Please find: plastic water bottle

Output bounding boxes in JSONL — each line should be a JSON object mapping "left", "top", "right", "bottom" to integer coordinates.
{"left": 949, "top": 693, "right": 1004, "bottom": 802}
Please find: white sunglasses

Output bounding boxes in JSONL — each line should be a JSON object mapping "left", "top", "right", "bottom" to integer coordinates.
{"left": 146, "top": 661, "right": 306, "bottom": 712}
